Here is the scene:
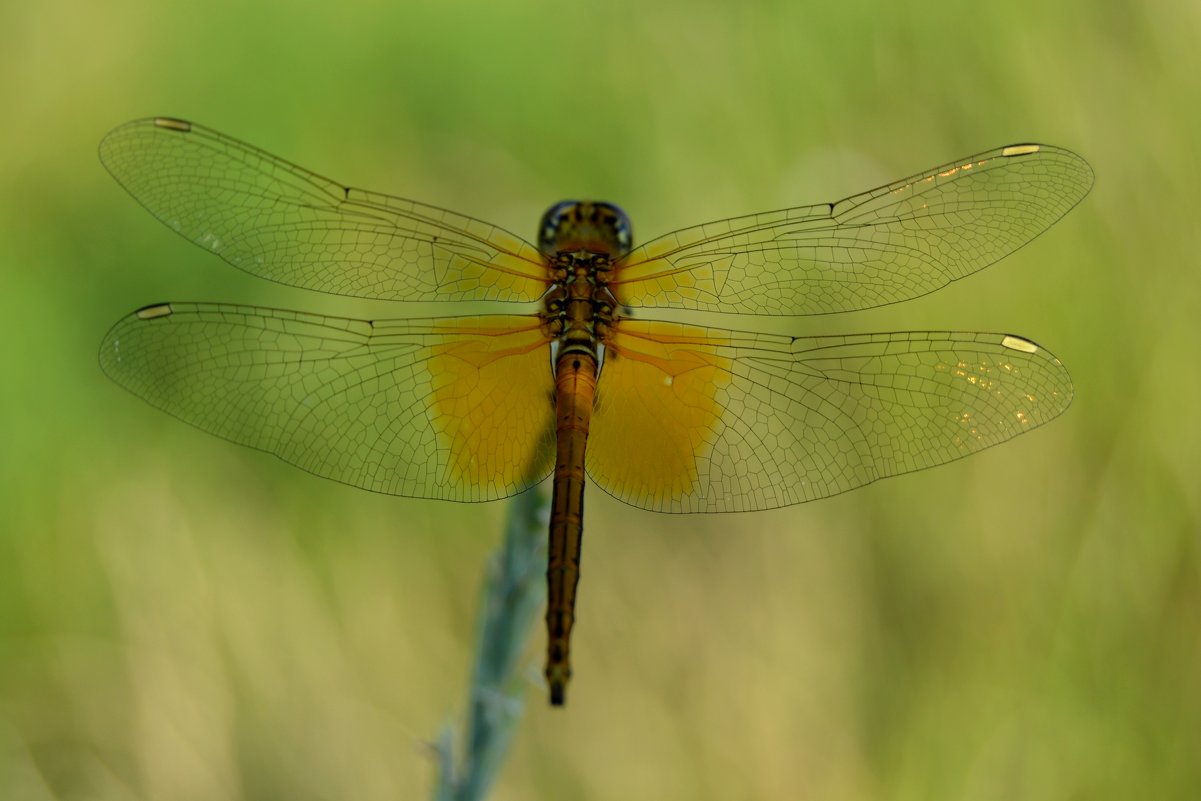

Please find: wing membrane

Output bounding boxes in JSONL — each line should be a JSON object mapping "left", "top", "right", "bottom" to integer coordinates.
{"left": 589, "top": 321, "right": 1072, "bottom": 512}
{"left": 99, "top": 119, "right": 550, "bottom": 302}
{"left": 613, "top": 144, "right": 1092, "bottom": 315}
{"left": 100, "top": 303, "right": 556, "bottom": 500}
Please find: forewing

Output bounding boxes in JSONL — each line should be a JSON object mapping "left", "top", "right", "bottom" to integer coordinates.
{"left": 99, "top": 118, "right": 550, "bottom": 302}
{"left": 613, "top": 144, "right": 1092, "bottom": 315}
{"left": 100, "top": 303, "right": 556, "bottom": 500}
{"left": 588, "top": 321, "right": 1072, "bottom": 512}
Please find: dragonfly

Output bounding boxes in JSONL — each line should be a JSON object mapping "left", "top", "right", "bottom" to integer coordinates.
{"left": 98, "top": 118, "right": 1092, "bottom": 705}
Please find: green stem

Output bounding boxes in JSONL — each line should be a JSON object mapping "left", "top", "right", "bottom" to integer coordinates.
{"left": 433, "top": 484, "right": 549, "bottom": 801}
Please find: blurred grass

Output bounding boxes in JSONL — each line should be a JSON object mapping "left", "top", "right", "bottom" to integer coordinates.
{"left": 1, "top": 0, "right": 1199, "bottom": 799}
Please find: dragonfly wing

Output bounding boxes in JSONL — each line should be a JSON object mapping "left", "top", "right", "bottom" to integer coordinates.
{"left": 100, "top": 304, "right": 556, "bottom": 500}
{"left": 588, "top": 321, "right": 1072, "bottom": 512}
{"left": 613, "top": 144, "right": 1092, "bottom": 315}
{"left": 99, "top": 119, "right": 550, "bottom": 302}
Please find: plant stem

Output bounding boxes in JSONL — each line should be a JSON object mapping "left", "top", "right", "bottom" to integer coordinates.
{"left": 433, "top": 484, "right": 549, "bottom": 801}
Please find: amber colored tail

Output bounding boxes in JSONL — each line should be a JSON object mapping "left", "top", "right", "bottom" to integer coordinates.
{"left": 545, "top": 353, "right": 596, "bottom": 706}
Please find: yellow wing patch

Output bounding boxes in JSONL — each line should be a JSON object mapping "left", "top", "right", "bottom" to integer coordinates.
{"left": 588, "top": 321, "right": 732, "bottom": 508}
{"left": 428, "top": 319, "right": 556, "bottom": 496}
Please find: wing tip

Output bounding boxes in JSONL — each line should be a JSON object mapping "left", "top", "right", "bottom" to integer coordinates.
{"left": 99, "top": 117, "right": 193, "bottom": 176}
{"left": 1002, "top": 141, "right": 1095, "bottom": 195}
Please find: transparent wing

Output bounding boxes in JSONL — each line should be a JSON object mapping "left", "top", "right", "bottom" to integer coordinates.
{"left": 588, "top": 320, "right": 1072, "bottom": 512}
{"left": 99, "top": 118, "right": 550, "bottom": 302}
{"left": 100, "top": 303, "right": 556, "bottom": 500}
{"left": 613, "top": 144, "right": 1093, "bottom": 315}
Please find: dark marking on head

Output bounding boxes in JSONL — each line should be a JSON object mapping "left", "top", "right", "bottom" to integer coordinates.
{"left": 538, "top": 201, "right": 633, "bottom": 258}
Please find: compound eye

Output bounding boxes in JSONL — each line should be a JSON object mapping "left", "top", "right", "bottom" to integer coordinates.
{"left": 611, "top": 219, "right": 632, "bottom": 254}
{"left": 538, "top": 201, "right": 579, "bottom": 255}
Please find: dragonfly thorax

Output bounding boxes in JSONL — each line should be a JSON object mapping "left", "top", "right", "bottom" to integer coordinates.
{"left": 538, "top": 200, "right": 632, "bottom": 259}
{"left": 541, "top": 251, "right": 618, "bottom": 361}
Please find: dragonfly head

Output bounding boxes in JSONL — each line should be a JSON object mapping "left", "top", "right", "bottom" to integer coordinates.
{"left": 538, "top": 201, "right": 632, "bottom": 259}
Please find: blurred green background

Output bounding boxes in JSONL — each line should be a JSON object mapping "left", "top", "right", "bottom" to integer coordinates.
{"left": 1, "top": 1, "right": 1198, "bottom": 799}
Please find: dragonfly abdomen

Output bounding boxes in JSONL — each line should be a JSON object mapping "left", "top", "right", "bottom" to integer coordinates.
{"left": 546, "top": 351, "right": 597, "bottom": 706}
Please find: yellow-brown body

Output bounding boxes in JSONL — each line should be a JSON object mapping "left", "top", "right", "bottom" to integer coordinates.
{"left": 538, "top": 202, "right": 628, "bottom": 705}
